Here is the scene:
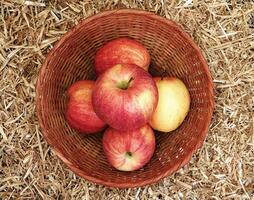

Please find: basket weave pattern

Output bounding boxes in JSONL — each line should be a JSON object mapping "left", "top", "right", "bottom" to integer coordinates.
{"left": 36, "top": 9, "right": 214, "bottom": 188}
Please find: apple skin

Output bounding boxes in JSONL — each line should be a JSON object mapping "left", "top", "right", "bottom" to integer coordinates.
{"left": 103, "top": 125, "right": 155, "bottom": 171}
{"left": 95, "top": 38, "right": 150, "bottom": 75}
{"left": 149, "top": 77, "right": 191, "bottom": 132}
{"left": 66, "top": 80, "right": 107, "bottom": 134}
{"left": 92, "top": 64, "right": 158, "bottom": 131}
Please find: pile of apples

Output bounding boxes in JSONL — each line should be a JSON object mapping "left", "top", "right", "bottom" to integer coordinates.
{"left": 66, "top": 38, "right": 190, "bottom": 171}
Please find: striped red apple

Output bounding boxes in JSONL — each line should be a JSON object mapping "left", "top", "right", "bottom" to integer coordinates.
{"left": 92, "top": 63, "right": 158, "bottom": 131}
{"left": 103, "top": 125, "right": 156, "bottom": 171}
{"left": 95, "top": 38, "right": 150, "bottom": 75}
{"left": 65, "top": 80, "right": 106, "bottom": 134}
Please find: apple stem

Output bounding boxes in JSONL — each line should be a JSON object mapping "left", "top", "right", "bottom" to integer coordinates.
{"left": 117, "top": 77, "right": 134, "bottom": 90}
{"left": 128, "top": 77, "right": 134, "bottom": 85}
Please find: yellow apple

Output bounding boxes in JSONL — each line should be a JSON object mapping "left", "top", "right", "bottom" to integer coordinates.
{"left": 149, "top": 77, "right": 190, "bottom": 132}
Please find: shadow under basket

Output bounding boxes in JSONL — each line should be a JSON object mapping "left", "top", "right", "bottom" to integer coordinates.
{"left": 36, "top": 9, "right": 215, "bottom": 188}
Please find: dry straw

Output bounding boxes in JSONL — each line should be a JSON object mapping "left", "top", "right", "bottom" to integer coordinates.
{"left": 0, "top": 0, "right": 253, "bottom": 199}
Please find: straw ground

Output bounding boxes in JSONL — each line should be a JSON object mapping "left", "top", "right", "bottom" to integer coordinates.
{"left": 0, "top": 0, "right": 253, "bottom": 199}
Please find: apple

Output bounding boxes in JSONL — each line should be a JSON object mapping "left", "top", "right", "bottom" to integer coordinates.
{"left": 95, "top": 38, "right": 150, "bottom": 75}
{"left": 92, "top": 63, "right": 158, "bottom": 131}
{"left": 149, "top": 77, "right": 191, "bottom": 132}
{"left": 65, "top": 80, "right": 106, "bottom": 134}
{"left": 103, "top": 125, "right": 155, "bottom": 171}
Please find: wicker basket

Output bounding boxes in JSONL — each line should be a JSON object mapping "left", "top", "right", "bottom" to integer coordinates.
{"left": 36, "top": 9, "right": 214, "bottom": 188}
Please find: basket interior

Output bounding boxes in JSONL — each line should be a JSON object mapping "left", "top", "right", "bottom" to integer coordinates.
{"left": 37, "top": 10, "right": 214, "bottom": 187}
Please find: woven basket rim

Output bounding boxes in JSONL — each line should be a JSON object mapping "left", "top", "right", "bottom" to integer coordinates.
{"left": 35, "top": 8, "right": 215, "bottom": 188}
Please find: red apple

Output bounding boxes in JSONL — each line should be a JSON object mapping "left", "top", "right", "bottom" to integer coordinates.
{"left": 92, "top": 63, "right": 158, "bottom": 131}
{"left": 66, "top": 80, "right": 106, "bottom": 134}
{"left": 95, "top": 38, "right": 150, "bottom": 75}
{"left": 103, "top": 125, "right": 155, "bottom": 171}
